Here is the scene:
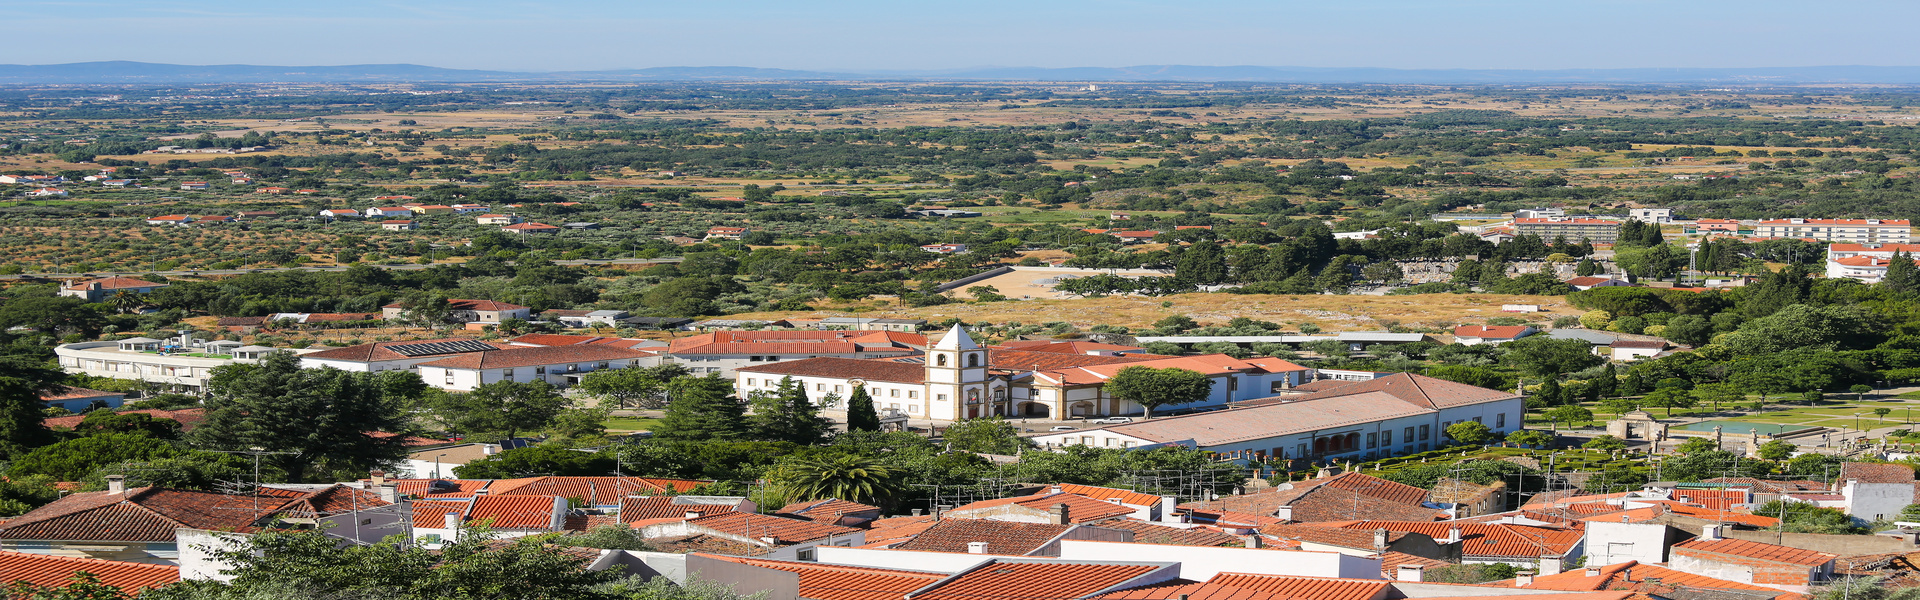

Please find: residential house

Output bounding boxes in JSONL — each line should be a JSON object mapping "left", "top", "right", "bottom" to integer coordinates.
{"left": 100, "top": 179, "right": 134, "bottom": 187}
{"left": 706, "top": 226, "right": 749, "bottom": 241}
{"left": 775, "top": 499, "right": 882, "bottom": 527}
{"left": 1014, "top": 483, "right": 1179, "bottom": 522}
{"left": 1114, "top": 231, "right": 1159, "bottom": 244}
{"left": 1258, "top": 524, "right": 1449, "bottom": 560}
{"left": 503, "top": 222, "right": 561, "bottom": 234}
{"left": 256, "top": 187, "right": 288, "bottom": 194}
{"left": 144, "top": 215, "right": 194, "bottom": 226}
{"left": 410, "top": 495, "right": 567, "bottom": 549}
{"left": 814, "top": 317, "right": 929, "bottom": 332}
{"left": 1754, "top": 219, "right": 1911, "bottom": 244}
{"left": 548, "top": 310, "right": 632, "bottom": 328}
{"left": 0, "top": 479, "right": 388, "bottom": 565}
{"left": 890, "top": 519, "right": 1080, "bottom": 555}
{"left": 1452, "top": 325, "right": 1536, "bottom": 346}
{"left": 402, "top": 442, "right": 502, "bottom": 479}
{"left": 380, "top": 299, "right": 531, "bottom": 325}
{"left": 410, "top": 205, "right": 454, "bottom": 215}
{"left": 363, "top": 206, "right": 413, "bottom": 218}
{"left": 381, "top": 220, "right": 416, "bottom": 231}
{"left": 59, "top": 277, "right": 168, "bottom": 302}
{"left": 178, "top": 182, "right": 209, "bottom": 190}
{"left": 1428, "top": 478, "right": 1507, "bottom": 517}
{"left": 412, "top": 344, "right": 655, "bottom": 391}
{"left": 633, "top": 512, "right": 864, "bottom": 561}
{"left": 28, "top": 187, "right": 68, "bottom": 197}
{"left": 231, "top": 177, "right": 252, "bottom": 185}
{"left": 922, "top": 243, "right": 968, "bottom": 254}
{"left": 319, "top": 208, "right": 360, "bottom": 219}
{"left": 944, "top": 492, "right": 1138, "bottom": 525}
{"left": 476, "top": 213, "right": 520, "bottom": 225}
{"left": 1180, "top": 472, "right": 1445, "bottom": 525}
{"left": 1835, "top": 462, "right": 1916, "bottom": 522}
{"left": 1039, "top": 373, "right": 1524, "bottom": 461}
{"left": 1608, "top": 340, "right": 1667, "bottom": 361}
{"left": 622, "top": 496, "right": 755, "bottom": 522}
{"left": 54, "top": 338, "right": 301, "bottom": 393}
{"left": 1689, "top": 219, "right": 1744, "bottom": 234}
{"left": 1331, "top": 520, "right": 1585, "bottom": 573}
{"left": 1510, "top": 560, "right": 1807, "bottom": 600}
{"left": 450, "top": 204, "right": 489, "bottom": 214}
{"left": 1670, "top": 535, "right": 1835, "bottom": 591}
{"left": 1627, "top": 208, "right": 1674, "bottom": 223}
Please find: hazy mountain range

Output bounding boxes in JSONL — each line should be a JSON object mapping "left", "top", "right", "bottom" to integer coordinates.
{"left": 8, "top": 61, "right": 1920, "bottom": 84}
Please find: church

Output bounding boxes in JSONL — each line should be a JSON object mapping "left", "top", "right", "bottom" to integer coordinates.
{"left": 732, "top": 324, "right": 1312, "bottom": 422}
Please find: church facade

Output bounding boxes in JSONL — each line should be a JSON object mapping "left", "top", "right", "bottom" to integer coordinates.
{"left": 733, "top": 324, "right": 1312, "bottom": 422}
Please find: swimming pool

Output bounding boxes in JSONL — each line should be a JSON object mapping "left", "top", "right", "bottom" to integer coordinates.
{"left": 1680, "top": 420, "right": 1814, "bottom": 436}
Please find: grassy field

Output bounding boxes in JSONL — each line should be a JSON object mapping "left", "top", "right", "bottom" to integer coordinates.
{"left": 602, "top": 417, "right": 663, "bottom": 433}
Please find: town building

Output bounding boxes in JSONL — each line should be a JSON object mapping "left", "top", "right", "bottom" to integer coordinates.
{"left": 55, "top": 338, "right": 303, "bottom": 392}
{"left": 1825, "top": 243, "right": 1920, "bottom": 282}
{"left": 1564, "top": 276, "right": 1631, "bottom": 291}
{"left": 413, "top": 344, "right": 656, "bottom": 391}
{"left": 1688, "top": 218, "right": 1743, "bottom": 234}
{"left": 503, "top": 222, "right": 561, "bottom": 234}
{"left": 706, "top": 226, "right": 749, "bottom": 241}
{"left": 297, "top": 338, "right": 514, "bottom": 373}
{"left": 364, "top": 206, "right": 413, "bottom": 218}
{"left": 476, "top": 214, "right": 520, "bottom": 225}
{"left": 669, "top": 330, "right": 927, "bottom": 377}
{"left": 144, "top": 215, "right": 194, "bottom": 226}
{"left": 319, "top": 208, "right": 360, "bottom": 219}
{"left": 1627, "top": 208, "right": 1674, "bottom": 223}
{"left": 1032, "top": 373, "right": 1522, "bottom": 461}
{"left": 1670, "top": 535, "right": 1835, "bottom": 592}
{"left": 1512, "top": 208, "right": 1566, "bottom": 219}
{"left": 1513, "top": 218, "right": 1622, "bottom": 244}
{"left": 58, "top": 277, "right": 167, "bottom": 302}
{"left": 1753, "top": 218, "right": 1911, "bottom": 244}
{"left": 38, "top": 386, "right": 126, "bottom": 412}
{"left": 380, "top": 220, "right": 416, "bottom": 231}
{"left": 380, "top": 299, "right": 531, "bottom": 325}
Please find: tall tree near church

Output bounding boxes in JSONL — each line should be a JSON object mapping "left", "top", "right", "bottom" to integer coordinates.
{"left": 845, "top": 386, "right": 881, "bottom": 432}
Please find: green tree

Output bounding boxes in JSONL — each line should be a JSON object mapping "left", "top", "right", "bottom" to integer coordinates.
{"left": 1758, "top": 439, "right": 1797, "bottom": 461}
{"left": 1694, "top": 382, "right": 1744, "bottom": 411}
{"left": 770, "top": 453, "right": 901, "bottom": 506}
{"left": 453, "top": 444, "right": 616, "bottom": 479}
{"left": 748, "top": 377, "right": 830, "bottom": 445}
{"left": 5, "top": 572, "right": 137, "bottom": 600}
{"left": 576, "top": 364, "right": 688, "bottom": 409}
{"left": 1885, "top": 251, "right": 1920, "bottom": 291}
{"left": 1175, "top": 241, "right": 1229, "bottom": 285}
{"left": 1503, "top": 337, "right": 1605, "bottom": 378}
{"left": 6, "top": 434, "right": 181, "bottom": 481}
{"left": 1642, "top": 388, "right": 1696, "bottom": 417}
{"left": 942, "top": 418, "right": 1032, "bottom": 454}
{"left": 430, "top": 380, "right": 570, "bottom": 441}
{"left": 1445, "top": 421, "right": 1498, "bottom": 446}
{"left": 1543, "top": 405, "right": 1593, "bottom": 428}
{"left": 193, "top": 353, "right": 407, "bottom": 483}
{"left": 1853, "top": 384, "right": 1875, "bottom": 401}
{"left": 1675, "top": 437, "right": 1719, "bottom": 455}
{"left": 653, "top": 375, "right": 747, "bottom": 441}
{"left": 1507, "top": 430, "right": 1553, "bottom": 448}
{"left": 68, "top": 412, "right": 184, "bottom": 440}
{"left": 845, "top": 386, "right": 881, "bottom": 432}
{"left": 0, "top": 357, "right": 63, "bottom": 460}
{"left": 1103, "top": 366, "right": 1214, "bottom": 418}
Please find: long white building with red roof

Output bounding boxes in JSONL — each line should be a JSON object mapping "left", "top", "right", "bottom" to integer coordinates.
{"left": 1825, "top": 242, "right": 1920, "bottom": 282}
{"left": 1756, "top": 218, "right": 1909, "bottom": 243}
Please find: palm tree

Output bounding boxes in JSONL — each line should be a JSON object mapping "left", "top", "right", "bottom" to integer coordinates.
{"left": 772, "top": 454, "right": 900, "bottom": 505}
{"left": 107, "top": 290, "right": 142, "bottom": 314}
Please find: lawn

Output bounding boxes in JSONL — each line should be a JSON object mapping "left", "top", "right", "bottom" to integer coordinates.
{"left": 603, "top": 417, "right": 663, "bottom": 432}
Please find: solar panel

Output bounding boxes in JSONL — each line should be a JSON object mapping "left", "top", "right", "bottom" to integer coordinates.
{"left": 387, "top": 340, "right": 497, "bottom": 356}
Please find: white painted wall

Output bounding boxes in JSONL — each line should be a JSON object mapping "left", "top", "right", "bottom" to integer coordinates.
{"left": 1056, "top": 540, "right": 1380, "bottom": 580}
{"left": 1584, "top": 521, "right": 1670, "bottom": 566}
{"left": 1843, "top": 480, "right": 1913, "bottom": 522}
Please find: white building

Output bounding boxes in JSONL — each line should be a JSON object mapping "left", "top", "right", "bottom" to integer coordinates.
{"left": 413, "top": 344, "right": 654, "bottom": 391}
{"left": 55, "top": 338, "right": 308, "bottom": 393}
{"left": 734, "top": 325, "right": 1311, "bottom": 421}
{"left": 666, "top": 330, "right": 927, "bottom": 377}
{"left": 58, "top": 277, "right": 168, "bottom": 302}
{"left": 298, "top": 338, "right": 512, "bottom": 373}
{"left": 1825, "top": 243, "right": 1920, "bottom": 282}
{"left": 1026, "top": 372, "right": 1525, "bottom": 462}
{"left": 1627, "top": 208, "right": 1673, "bottom": 224}
{"left": 1754, "top": 219, "right": 1911, "bottom": 244}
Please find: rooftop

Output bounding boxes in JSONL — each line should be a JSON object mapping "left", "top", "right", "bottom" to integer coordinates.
{"left": 894, "top": 519, "right": 1072, "bottom": 555}
{"left": 1672, "top": 538, "right": 1836, "bottom": 566}
{"left": 0, "top": 551, "right": 179, "bottom": 593}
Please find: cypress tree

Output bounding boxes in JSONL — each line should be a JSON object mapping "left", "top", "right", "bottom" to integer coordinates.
{"left": 1886, "top": 251, "right": 1920, "bottom": 292}
{"left": 1575, "top": 258, "right": 1599, "bottom": 277}
{"left": 845, "top": 386, "right": 881, "bottom": 432}
{"left": 1538, "top": 377, "right": 1564, "bottom": 406}
{"left": 1596, "top": 364, "right": 1619, "bottom": 398}
{"left": 654, "top": 375, "right": 746, "bottom": 441}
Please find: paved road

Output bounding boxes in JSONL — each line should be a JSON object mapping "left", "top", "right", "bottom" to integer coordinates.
{"left": 0, "top": 257, "right": 681, "bottom": 281}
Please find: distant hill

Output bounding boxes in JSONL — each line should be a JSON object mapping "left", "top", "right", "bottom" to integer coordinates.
{"left": 7, "top": 61, "right": 1920, "bottom": 84}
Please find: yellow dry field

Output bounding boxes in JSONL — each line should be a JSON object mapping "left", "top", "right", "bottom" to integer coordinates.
{"left": 947, "top": 269, "right": 1175, "bottom": 300}
{"left": 732, "top": 292, "right": 1574, "bottom": 332}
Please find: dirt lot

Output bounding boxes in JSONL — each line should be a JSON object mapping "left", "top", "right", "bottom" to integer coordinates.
{"left": 950, "top": 267, "right": 1174, "bottom": 300}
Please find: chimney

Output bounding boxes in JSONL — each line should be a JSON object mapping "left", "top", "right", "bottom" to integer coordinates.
{"left": 106, "top": 475, "right": 126, "bottom": 495}
{"left": 444, "top": 512, "right": 460, "bottom": 529}
{"left": 1048, "top": 503, "right": 1070, "bottom": 525}
{"left": 1274, "top": 506, "right": 1293, "bottom": 521}
{"left": 912, "top": 509, "right": 924, "bottom": 517}
{"left": 1242, "top": 534, "right": 1263, "bottom": 549}
{"left": 1701, "top": 524, "right": 1722, "bottom": 541}
{"left": 1373, "top": 528, "right": 1389, "bottom": 551}
{"left": 1515, "top": 573, "right": 1534, "bottom": 587}
{"left": 686, "top": 511, "right": 702, "bottom": 520}
{"left": 1448, "top": 526, "right": 1463, "bottom": 543}
{"left": 1159, "top": 496, "right": 1180, "bottom": 524}
{"left": 370, "top": 470, "right": 386, "bottom": 486}
{"left": 967, "top": 542, "right": 990, "bottom": 554}
{"left": 1049, "top": 484, "right": 1063, "bottom": 495}
{"left": 376, "top": 484, "right": 397, "bottom": 505}
{"left": 1586, "top": 567, "right": 1603, "bottom": 577}
{"left": 1396, "top": 565, "right": 1426, "bottom": 582}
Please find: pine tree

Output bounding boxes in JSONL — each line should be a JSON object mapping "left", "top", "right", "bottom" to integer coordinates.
{"left": 1575, "top": 258, "right": 1599, "bottom": 277}
{"left": 0, "top": 357, "right": 61, "bottom": 461}
{"left": 1621, "top": 372, "right": 1647, "bottom": 398}
{"left": 1538, "top": 377, "right": 1564, "bottom": 406}
{"left": 1642, "top": 225, "right": 1665, "bottom": 246}
{"left": 654, "top": 375, "right": 746, "bottom": 441}
{"left": 845, "top": 386, "right": 881, "bottom": 432}
{"left": 194, "top": 353, "right": 408, "bottom": 483}
{"left": 749, "top": 377, "right": 830, "bottom": 444}
{"left": 1596, "top": 364, "right": 1619, "bottom": 398}
{"left": 1885, "top": 251, "right": 1920, "bottom": 292}
{"left": 1174, "top": 241, "right": 1229, "bottom": 285}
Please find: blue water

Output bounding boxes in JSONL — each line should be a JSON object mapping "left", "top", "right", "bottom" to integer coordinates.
{"left": 1681, "top": 420, "right": 1812, "bottom": 435}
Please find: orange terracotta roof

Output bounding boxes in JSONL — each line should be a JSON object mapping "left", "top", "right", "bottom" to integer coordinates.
{"left": 0, "top": 551, "right": 178, "bottom": 594}
{"left": 862, "top": 515, "right": 938, "bottom": 546}
{"left": 620, "top": 496, "right": 740, "bottom": 522}
{"left": 300, "top": 337, "right": 512, "bottom": 363}
{"left": 688, "top": 512, "right": 861, "bottom": 545}
{"left": 1333, "top": 520, "right": 1583, "bottom": 558}
{"left": 487, "top": 476, "right": 707, "bottom": 506}
{"left": 1376, "top": 552, "right": 1449, "bottom": 578}
{"left": 413, "top": 344, "right": 651, "bottom": 370}
{"left": 778, "top": 498, "right": 882, "bottom": 520}
{"left": 894, "top": 519, "right": 1071, "bottom": 554}
{"left": 465, "top": 495, "right": 560, "bottom": 530}
{"left": 1673, "top": 538, "right": 1836, "bottom": 566}
{"left": 1030, "top": 484, "right": 1164, "bottom": 508}
{"left": 1202, "top": 573, "right": 1392, "bottom": 600}
{"left": 914, "top": 560, "right": 1166, "bottom": 600}
{"left": 0, "top": 487, "right": 289, "bottom": 542}
{"left": 698, "top": 555, "right": 945, "bottom": 600}
{"left": 1284, "top": 372, "right": 1520, "bottom": 410}
{"left": 948, "top": 492, "right": 1137, "bottom": 524}
{"left": 1515, "top": 560, "right": 1801, "bottom": 600}
{"left": 1453, "top": 325, "right": 1533, "bottom": 339}
{"left": 1759, "top": 218, "right": 1909, "bottom": 226}
{"left": 1839, "top": 462, "right": 1916, "bottom": 484}
{"left": 1098, "top": 580, "right": 1295, "bottom": 600}
{"left": 1094, "top": 519, "right": 1241, "bottom": 547}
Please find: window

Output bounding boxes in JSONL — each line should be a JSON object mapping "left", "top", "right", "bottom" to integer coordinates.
{"left": 597, "top": 362, "right": 608, "bottom": 369}
{"left": 937, "top": 354, "right": 949, "bottom": 367}
{"left": 834, "top": 385, "right": 844, "bottom": 393}
{"left": 797, "top": 547, "right": 817, "bottom": 561}
{"left": 1382, "top": 429, "right": 1392, "bottom": 446}
{"left": 889, "top": 403, "right": 900, "bottom": 409}
{"left": 1104, "top": 438, "right": 1114, "bottom": 447}
{"left": 890, "top": 389, "right": 900, "bottom": 397}
{"left": 750, "top": 356, "right": 763, "bottom": 362}
{"left": 536, "top": 366, "right": 547, "bottom": 374}
{"left": 1496, "top": 413, "right": 1506, "bottom": 428}
{"left": 504, "top": 368, "right": 515, "bottom": 378}
{"left": 966, "top": 354, "right": 979, "bottom": 367}
{"left": 936, "top": 394, "right": 949, "bottom": 401}
{"left": 817, "top": 383, "right": 826, "bottom": 391}
{"left": 1471, "top": 416, "right": 1482, "bottom": 424}
{"left": 909, "top": 405, "right": 919, "bottom": 413}
{"left": 1366, "top": 433, "right": 1377, "bottom": 449}
{"left": 908, "top": 391, "right": 919, "bottom": 399}
{"left": 444, "top": 374, "right": 455, "bottom": 385}
{"left": 1404, "top": 427, "right": 1415, "bottom": 443}
{"left": 1080, "top": 436, "right": 1094, "bottom": 445}
{"left": 1419, "top": 425, "right": 1430, "bottom": 441}
{"left": 747, "top": 378, "right": 757, "bottom": 386}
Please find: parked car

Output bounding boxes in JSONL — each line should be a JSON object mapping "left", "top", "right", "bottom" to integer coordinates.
{"left": 1048, "top": 426, "right": 1077, "bottom": 432}
{"left": 1087, "top": 417, "right": 1134, "bottom": 425}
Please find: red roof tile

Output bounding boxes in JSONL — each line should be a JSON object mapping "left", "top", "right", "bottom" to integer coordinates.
{"left": 1029, "top": 484, "right": 1164, "bottom": 508}
{"left": 1093, "top": 520, "right": 1241, "bottom": 547}
{"left": 1514, "top": 560, "right": 1800, "bottom": 599}
{"left": 948, "top": 492, "right": 1137, "bottom": 524}
{"left": 1197, "top": 573, "right": 1390, "bottom": 600}
{"left": 1098, "top": 580, "right": 1295, "bottom": 600}
{"left": 778, "top": 498, "right": 882, "bottom": 520}
{"left": 913, "top": 560, "right": 1165, "bottom": 600}
{"left": 1333, "top": 520, "right": 1583, "bottom": 559}
{"left": 0, "top": 488, "right": 288, "bottom": 542}
{"left": 1840, "top": 462, "right": 1916, "bottom": 484}
{"left": 414, "top": 344, "right": 651, "bottom": 370}
{"left": 1452, "top": 325, "right": 1533, "bottom": 339}
{"left": 736, "top": 357, "right": 930, "bottom": 384}
{"left": 44, "top": 408, "right": 205, "bottom": 432}
{"left": 488, "top": 476, "right": 707, "bottom": 506}
{"left": 687, "top": 512, "right": 860, "bottom": 545}
{"left": 0, "top": 551, "right": 178, "bottom": 594}
{"left": 698, "top": 555, "right": 945, "bottom": 600}
{"left": 894, "top": 519, "right": 1071, "bottom": 555}
{"left": 1673, "top": 538, "right": 1836, "bottom": 566}
{"left": 621, "top": 496, "right": 740, "bottom": 522}
{"left": 1286, "top": 372, "right": 1520, "bottom": 410}
{"left": 300, "top": 337, "right": 512, "bottom": 363}
{"left": 465, "top": 495, "right": 561, "bottom": 530}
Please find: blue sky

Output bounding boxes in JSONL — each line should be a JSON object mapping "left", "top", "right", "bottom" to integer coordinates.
{"left": 10, "top": 0, "right": 1920, "bottom": 71}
